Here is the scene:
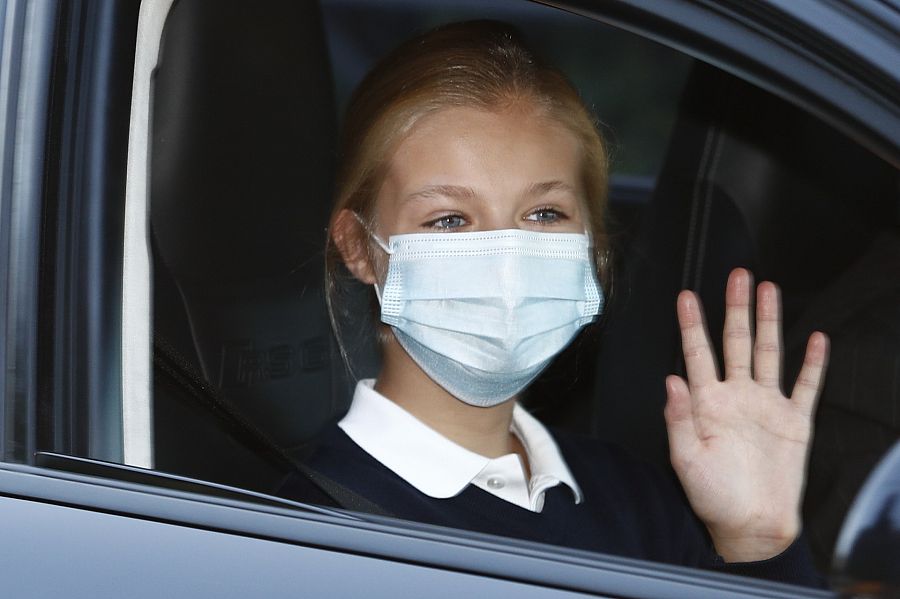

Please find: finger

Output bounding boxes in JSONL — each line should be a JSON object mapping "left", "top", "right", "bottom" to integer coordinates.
{"left": 791, "top": 332, "right": 830, "bottom": 414}
{"left": 664, "top": 375, "right": 701, "bottom": 461}
{"left": 753, "top": 281, "right": 783, "bottom": 389}
{"left": 723, "top": 268, "right": 754, "bottom": 380}
{"left": 677, "top": 290, "right": 719, "bottom": 389}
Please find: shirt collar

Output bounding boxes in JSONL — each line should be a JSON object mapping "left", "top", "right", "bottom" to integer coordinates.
{"left": 510, "top": 401, "right": 583, "bottom": 504}
{"left": 337, "top": 379, "right": 582, "bottom": 503}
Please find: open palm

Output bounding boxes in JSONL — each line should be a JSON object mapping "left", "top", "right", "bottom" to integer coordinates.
{"left": 665, "top": 268, "right": 829, "bottom": 563}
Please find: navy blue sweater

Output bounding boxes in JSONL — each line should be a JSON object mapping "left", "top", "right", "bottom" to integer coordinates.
{"left": 278, "top": 424, "right": 821, "bottom": 586}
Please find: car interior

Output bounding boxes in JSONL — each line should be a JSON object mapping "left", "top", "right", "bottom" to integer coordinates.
{"left": 147, "top": 0, "right": 900, "bottom": 572}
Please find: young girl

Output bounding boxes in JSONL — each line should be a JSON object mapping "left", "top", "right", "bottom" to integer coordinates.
{"left": 278, "top": 20, "right": 828, "bottom": 585}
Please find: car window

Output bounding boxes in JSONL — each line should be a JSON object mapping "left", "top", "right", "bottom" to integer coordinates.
{"left": 144, "top": 0, "right": 900, "bottom": 582}
{"left": 7, "top": 0, "right": 896, "bottom": 595}
{"left": 146, "top": 0, "right": 693, "bottom": 486}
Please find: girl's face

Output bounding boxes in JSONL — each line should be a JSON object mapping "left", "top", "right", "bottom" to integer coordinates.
{"left": 372, "top": 105, "right": 589, "bottom": 240}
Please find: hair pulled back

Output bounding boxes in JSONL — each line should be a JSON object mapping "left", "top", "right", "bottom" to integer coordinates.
{"left": 326, "top": 20, "right": 611, "bottom": 363}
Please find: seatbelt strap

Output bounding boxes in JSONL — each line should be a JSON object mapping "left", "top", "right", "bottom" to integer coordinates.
{"left": 153, "top": 335, "right": 393, "bottom": 518}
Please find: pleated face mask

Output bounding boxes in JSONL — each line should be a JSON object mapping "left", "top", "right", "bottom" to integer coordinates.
{"left": 364, "top": 226, "right": 604, "bottom": 407}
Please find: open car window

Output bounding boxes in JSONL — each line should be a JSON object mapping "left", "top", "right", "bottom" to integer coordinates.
{"left": 3, "top": 0, "right": 897, "bottom": 596}
{"left": 140, "top": 0, "right": 900, "bottom": 584}
{"left": 147, "top": 0, "right": 694, "bottom": 484}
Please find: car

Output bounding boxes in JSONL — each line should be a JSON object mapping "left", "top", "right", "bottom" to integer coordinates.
{"left": 1, "top": 0, "right": 898, "bottom": 596}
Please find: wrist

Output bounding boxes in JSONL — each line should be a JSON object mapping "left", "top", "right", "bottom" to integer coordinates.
{"left": 708, "top": 520, "right": 800, "bottom": 563}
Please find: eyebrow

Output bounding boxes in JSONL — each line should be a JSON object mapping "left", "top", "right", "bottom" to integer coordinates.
{"left": 404, "top": 181, "right": 577, "bottom": 204}
{"left": 524, "top": 180, "right": 578, "bottom": 199}
{"left": 403, "top": 185, "right": 478, "bottom": 204}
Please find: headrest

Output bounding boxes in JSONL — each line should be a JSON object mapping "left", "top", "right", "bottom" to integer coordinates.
{"left": 151, "top": 0, "right": 336, "bottom": 284}
{"left": 150, "top": 0, "right": 346, "bottom": 449}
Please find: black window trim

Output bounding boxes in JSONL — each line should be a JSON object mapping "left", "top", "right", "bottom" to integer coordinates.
{"left": 0, "top": 0, "right": 57, "bottom": 464}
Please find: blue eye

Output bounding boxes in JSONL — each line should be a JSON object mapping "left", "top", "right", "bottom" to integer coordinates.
{"left": 526, "top": 208, "right": 565, "bottom": 224}
{"left": 427, "top": 214, "right": 467, "bottom": 230}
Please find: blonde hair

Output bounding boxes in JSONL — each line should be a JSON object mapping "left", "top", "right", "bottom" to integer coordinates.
{"left": 326, "top": 20, "right": 611, "bottom": 364}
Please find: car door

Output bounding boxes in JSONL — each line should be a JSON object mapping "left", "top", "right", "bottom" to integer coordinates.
{"left": 1, "top": 0, "right": 897, "bottom": 597}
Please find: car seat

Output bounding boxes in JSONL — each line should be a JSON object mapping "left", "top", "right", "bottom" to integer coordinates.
{"left": 150, "top": 0, "right": 355, "bottom": 495}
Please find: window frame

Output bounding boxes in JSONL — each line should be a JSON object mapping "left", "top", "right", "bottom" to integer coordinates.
{"left": 0, "top": 0, "right": 56, "bottom": 465}
{"left": 121, "top": 0, "right": 174, "bottom": 469}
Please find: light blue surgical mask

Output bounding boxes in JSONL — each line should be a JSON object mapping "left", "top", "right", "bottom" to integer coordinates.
{"left": 367, "top": 227, "right": 604, "bottom": 407}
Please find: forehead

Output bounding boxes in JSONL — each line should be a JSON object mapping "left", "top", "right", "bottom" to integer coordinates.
{"left": 381, "top": 105, "right": 584, "bottom": 198}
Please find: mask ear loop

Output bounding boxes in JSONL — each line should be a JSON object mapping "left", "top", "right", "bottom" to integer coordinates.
{"left": 352, "top": 212, "right": 391, "bottom": 252}
{"left": 352, "top": 212, "right": 391, "bottom": 302}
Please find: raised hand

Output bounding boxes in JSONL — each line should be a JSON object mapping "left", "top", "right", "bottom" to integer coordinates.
{"left": 664, "top": 268, "right": 829, "bottom": 562}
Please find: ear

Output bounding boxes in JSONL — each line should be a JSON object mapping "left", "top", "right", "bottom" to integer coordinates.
{"left": 332, "top": 209, "right": 378, "bottom": 284}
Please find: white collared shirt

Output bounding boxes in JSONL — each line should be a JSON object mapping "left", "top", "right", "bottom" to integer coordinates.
{"left": 338, "top": 379, "right": 583, "bottom": 512}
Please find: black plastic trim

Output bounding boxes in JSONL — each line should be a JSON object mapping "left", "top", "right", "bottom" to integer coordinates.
{"left": 0, "top": 0, "right": 59, "bottom": 464}
{"left": 37, "top": 0, "right": 140, "bottom": 462}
